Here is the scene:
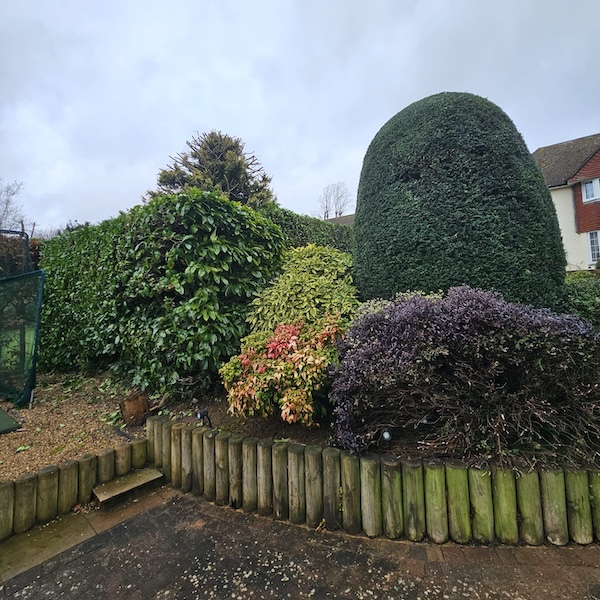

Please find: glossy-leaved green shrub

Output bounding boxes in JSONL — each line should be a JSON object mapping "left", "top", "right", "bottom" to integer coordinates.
{"left": 354, "top": 92, "right": 567, "bottom": 310}
{"left": 112, "top": 190, "right": 284, "bottom": 392}
{"left": 40, "top": 190, "right": 284, "bottom": 394}
{"left": 246, "top": 244, "right": 359, "bottom": 334}
{"left": 259, "top": 203, "right": 353, "bottom": 253}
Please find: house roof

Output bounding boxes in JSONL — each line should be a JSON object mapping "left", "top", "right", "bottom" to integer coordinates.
{"left": 327, "top": 214, "right": 355, "bottom": 226}
{"left": 532, "top": 133, "right": 600, "bottom": 188}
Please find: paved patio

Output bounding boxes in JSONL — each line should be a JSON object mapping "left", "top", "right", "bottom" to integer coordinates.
{"left": 1, "top": 486, "right": 600, "bottom": 599}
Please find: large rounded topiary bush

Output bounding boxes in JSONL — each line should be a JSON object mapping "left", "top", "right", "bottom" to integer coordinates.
{"left": 354, "top": 92, "right": 566, "bottom": 310}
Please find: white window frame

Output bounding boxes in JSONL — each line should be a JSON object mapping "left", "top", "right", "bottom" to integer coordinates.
{"left": 589, "top": 231, "right": 600, "bottom": 263}
{"left": 582, "top": 178, "right": 600, "bottom": 202}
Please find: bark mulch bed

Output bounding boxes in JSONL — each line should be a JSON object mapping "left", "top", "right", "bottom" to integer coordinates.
{"left": 0, "top": 373, "right": 332, "bottom": 482}
{"left": 2, "top": 373, "right": 572, "bottom": 482}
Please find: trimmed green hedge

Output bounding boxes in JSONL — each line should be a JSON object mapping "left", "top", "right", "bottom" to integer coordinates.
{"left": 40, "top": 190, "right": 284, "bottom": 394}
{"left": 259, "top": 204, "right": 353, "bottom": 253}
{"left": 354, "top": 92, "right": 567, "bottom": 310}
{"left": 39, "top": 218, "right": 122, "bottom": 372}
{"left": 566, "top": 271, "right": 600, "bottom": 328}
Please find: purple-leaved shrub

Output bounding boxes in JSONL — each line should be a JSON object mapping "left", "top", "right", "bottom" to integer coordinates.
{"left": 330, "top": 286, "right": 600, "bottom": 466}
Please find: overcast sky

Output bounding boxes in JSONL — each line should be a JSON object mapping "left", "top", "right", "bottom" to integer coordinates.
{"left": 1, "top": 0, "right": 599, "bottom": 230}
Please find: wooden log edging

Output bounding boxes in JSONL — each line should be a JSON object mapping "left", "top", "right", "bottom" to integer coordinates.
{"left": 5, "top": 417, "right": 600, "bottom": 550}
{"left": 0, "top": 437, "right": 151, "bottom": 541}
{"left": 148, "top": 420, "right": 600, "bottom": 548}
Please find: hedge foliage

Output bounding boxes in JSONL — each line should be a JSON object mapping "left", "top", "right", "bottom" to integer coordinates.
{"left": 39, "top": 218, "right": 122, "bottom": 372}
{"left": 40, "top": 190, "right": 284, "bottom": 393}
{"left": 259, "top": 203, "right": 353, "bottom": 253}
{"left": 566, "top": 271, "right": 600, "bottom": 328}
{"left": 354, "top": 92, "right": 567, "bottom": 310}
{"left": 246, "top": 244, "right": 358, "bottom": 334}
{"left": 330, "top": 286, "right": 600, "bottom": 466}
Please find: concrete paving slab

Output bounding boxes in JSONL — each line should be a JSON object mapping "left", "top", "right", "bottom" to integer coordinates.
{"left": 0, "top": 513, "right": 94, "bottom": 583}
{"left": 1, "top": 490, "right": 600, "bottom": 599}
{"left": 86, "top": 485, "right": 176, "bottom": 534}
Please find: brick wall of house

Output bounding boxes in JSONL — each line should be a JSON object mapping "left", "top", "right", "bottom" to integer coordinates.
{"left": 570, "top": 150, "right": 600, "bottom": 233}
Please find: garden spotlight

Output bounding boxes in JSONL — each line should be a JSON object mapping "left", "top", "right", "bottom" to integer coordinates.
{"left": 376, "top": 428, "right": 393, "bottom": 450}
{"left": 196, "top": 409, "right": 212, "bottom": 427}
{"left": 381, "top": 429, "right": 392, "bottom": 442}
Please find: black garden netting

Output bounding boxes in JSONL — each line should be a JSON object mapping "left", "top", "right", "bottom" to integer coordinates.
{"left": 0, "top": 230, "right": 44, "bottom": 406}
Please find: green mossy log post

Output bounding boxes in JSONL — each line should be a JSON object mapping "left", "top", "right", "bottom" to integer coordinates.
{"left": 305, "top": 446, "right": 324, "bottom": 528}
{"left": 203, "top": 429, "right": 217, "bottom": 502}
{"left": 181, "top": 425, "right": 195, "bottom": 493}
{"left": 114, "top": 444, "right": 132, "bottom": 477}
{"left": 0, "top": 481, "right": 14, "bottom": 541}
{"left": 162, "top": 421, "right": 174, "bottom": 483}
{"left": 153, "top": 417, "right": 165, "bottom": 467}
{"left": 78, "top": 453, "right": 97, "bottom": 504}
{"left": 516, "top": 470, "right": 544, "bottom": 546}
{"left": 228, "top": 434, "right": 245, "bottom": 509}
{"left": 322, "top": 447, "right": 342, "bottom": 531}
{"left": 257, "top": 439, "right": 273, "bottom": 516}
{"left": 381, "top": 457, "right": 403, "bottom": 539}
{"left": 191, "top": 427, "right": 207, "bottom": 496}
{"left": 13, "top": 473, "right": 37, "bottom": 535}
{"left": 131, "top": 438, "right": 147, "bottom": 469}
{"left": 146, "top": 416, "right": 160, "bottom": 462}
{"left": 424, "top": 460, "right": 448, "bottom": 544}
{"left": 341, "top": 451, "right": 361, "bottom": 535}
{"left": 97, "top": 448, "right": 115, "bottom": 484}
{"left": 288, "top": 444, "right": 306, "bottom": 525}
{"left": 57, "top": 460, "right": 78, "bottom": 515}
{"left": 565, "top": 469, "right": 593, "bottom": 545}
{"left": 589, "top": 470, "right": 600, "bottom": 541}
{"left": 446, "top": 460, "right": 471, "bottom": 544}
{"left": 360, "top": 454, "right": 382, "bottom": 538}
{"left": 402, "top": 460, "right": 425, "bottom": 542}
{"left": 36, "top": 465, "right": 59, "bottom": 523}
{"left": 468, "top": 468, "right": 494, "bottom": 544}
{"left": 493, "top": 467, "right": 518, "bottom": 544}
{"left": 242, "top": 437, "right": 259, "bottom": 512}
{"left": 215, "top": 432, "right": 231, "bottom": 506}
{"left": 170, "top": 423, "right": 186, "bottom": 489}
{"left": 540, "top": 468, "right": 569, "bottom": 546}
{"left": 272, "top": 441, "right": 289, "bottom": 520}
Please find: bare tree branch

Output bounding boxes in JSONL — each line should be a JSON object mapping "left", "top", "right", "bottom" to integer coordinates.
{"left": 0, "top": 179, "right": 25, "bottom": 231}
{"left": 317, "top": 182, "right": 352, "bottom": 219}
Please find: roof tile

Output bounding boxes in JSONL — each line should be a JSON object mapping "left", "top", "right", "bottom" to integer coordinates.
{"left": 532, "top": 133, "right": 600, "bottom": 188}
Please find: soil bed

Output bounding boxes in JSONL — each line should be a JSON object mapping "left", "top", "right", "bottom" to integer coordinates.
{"left": 0, "top": 373, "right": 331, "bottom": 481}
{"left": 0, "top": 373, "right": 585, "bottom": 481}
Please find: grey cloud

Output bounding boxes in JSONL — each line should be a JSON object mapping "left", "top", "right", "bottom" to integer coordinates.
{"left": 1, "top": 0, "right": 599, "bottom": 226}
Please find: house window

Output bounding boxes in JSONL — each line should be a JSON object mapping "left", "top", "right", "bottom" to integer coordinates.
{"left": 583, "top": 178, "right": 600, "bottom": 202}
{"left": 590, "top": 231, "right": 600, "bottom": 263}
